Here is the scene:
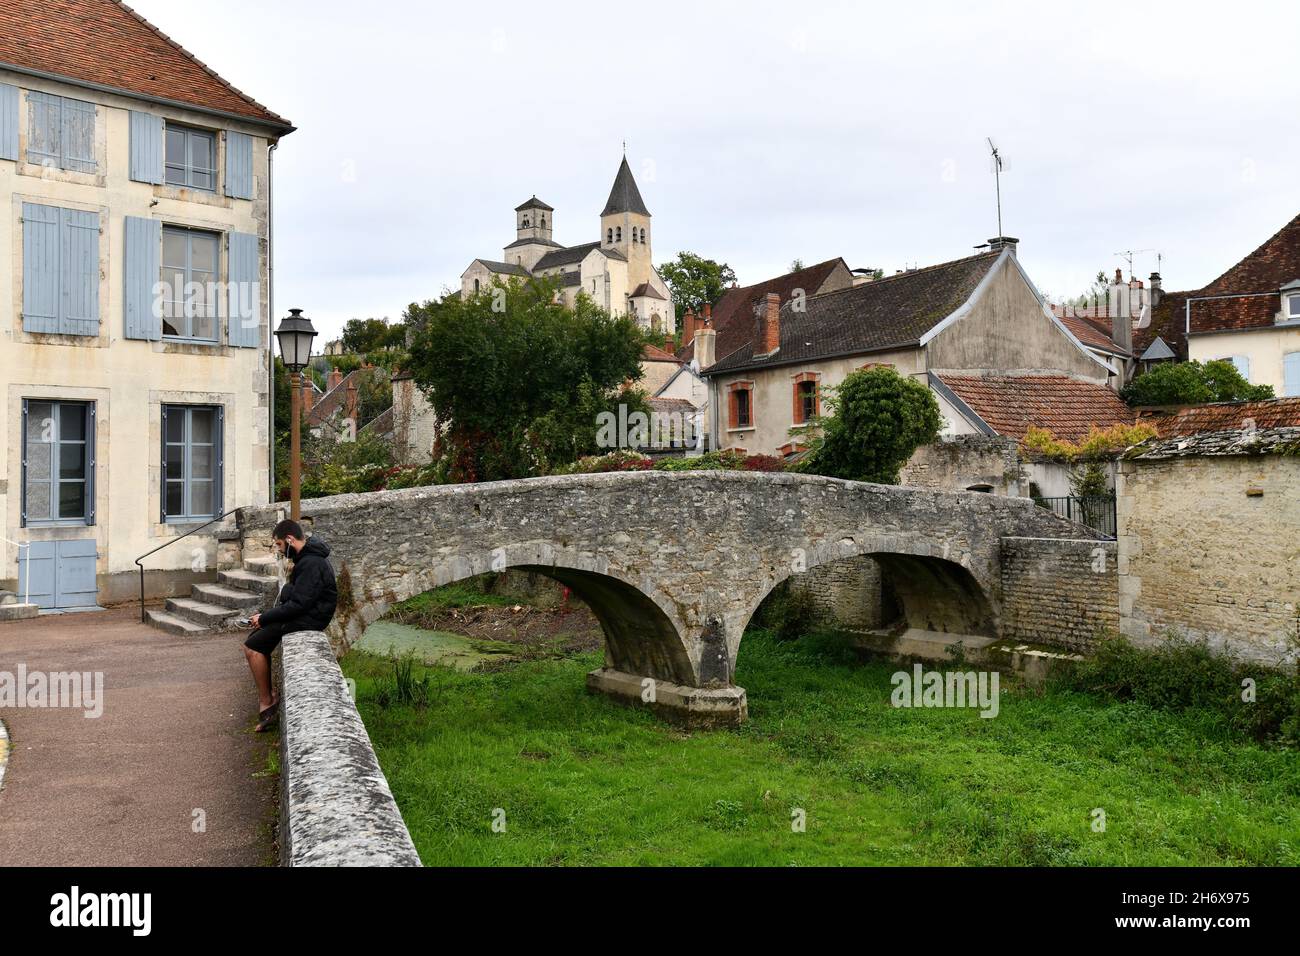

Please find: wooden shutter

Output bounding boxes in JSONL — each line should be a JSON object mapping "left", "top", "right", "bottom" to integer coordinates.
{"left": 0, "top": 83, "right": 18, "bottom": 161}
{"left": 124, "top": 216, "right": 162, "bottom": 340}
{"left": 60, "top": 97, "right": 96, "bottom": 172}
{"left": 1284, "top": 352, "right": 1300, "bottom": 398}
{"left": 60, "top": 209, "right": 100, "bottom": 336}
{"left": 26, "top": 91, "right": 60, "bottom": 166}
{"left": 22, "top": 202, "right": 60, "bottom": 333}
{"left": 225, "top": 131, "right": 254, "bottom": 199}
{"left": 227, "top": 231, "right": 260, "bottom": 347}
{"left": 129, "top": 111, "right": 163, "bottom": 184}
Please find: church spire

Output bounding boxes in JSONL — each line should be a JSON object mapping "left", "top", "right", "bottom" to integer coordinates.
{"left": 601, "top": 156, "right": 651, "bottom": 217}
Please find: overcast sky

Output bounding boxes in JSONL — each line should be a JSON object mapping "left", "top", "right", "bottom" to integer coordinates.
{"left": 131, "top": 0, "right": 1300, "bottom": 343}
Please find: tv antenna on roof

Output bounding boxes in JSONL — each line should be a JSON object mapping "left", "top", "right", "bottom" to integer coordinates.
{"left": 1114, "top": 248, "right": 1154, "bottom": 280}
{"left": 987, "top": 138, "right": 1007, "bottom": 237}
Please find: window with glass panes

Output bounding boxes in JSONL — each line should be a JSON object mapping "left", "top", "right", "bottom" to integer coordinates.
{"left": 164, "top": 125, "right": 216, "bottom": 190}
{"left": 162, "top": 405, "right": 222, "bottom": 521}
{"left": 161, "top": 227, "right": 219, "bottom": 340}
{"left": 22, "top": 400, "right": 94, "bottom": 525}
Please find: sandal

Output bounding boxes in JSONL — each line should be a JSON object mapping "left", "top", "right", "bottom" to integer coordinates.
{"left": 255, "top": 699, "right": 279, "bottom": 733}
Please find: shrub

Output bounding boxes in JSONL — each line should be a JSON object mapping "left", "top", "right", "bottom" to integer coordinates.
{"left": 1057, "top": 632, "right": 1300, "bottom": 746}
{"left": 753, "top": 581, "right": 820, "bottom": 641}
{"left": 1120, "top": 359, "right": 1274, "bottom": 407}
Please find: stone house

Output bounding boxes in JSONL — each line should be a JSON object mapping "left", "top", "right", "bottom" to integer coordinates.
{"left": 0, "top": 0, "right": 293, "bottom": 608}
{"left": 1136, "top": 211, "right": 1300, "bottom": 397}
{"left": 1117, "top": 397, "right": 1300, "bottom": 662}
{"left": 460, "top": 157, "right": 675, "bottom": 332}
{"left": 699, "top": 238, "right": 1130, "bottom": 484}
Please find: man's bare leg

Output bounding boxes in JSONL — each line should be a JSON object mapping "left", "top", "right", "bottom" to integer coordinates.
{"left": 243, "top": 645, "right": 277, "bottom": 712}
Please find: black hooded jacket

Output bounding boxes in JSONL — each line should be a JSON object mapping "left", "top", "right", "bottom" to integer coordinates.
{"left": 258, "top": 537, "right": 338, "bottom": 631}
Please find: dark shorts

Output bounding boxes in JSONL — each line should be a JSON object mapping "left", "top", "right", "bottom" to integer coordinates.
{"left": 244, "top": 621, "right": 293, "bottom": 658}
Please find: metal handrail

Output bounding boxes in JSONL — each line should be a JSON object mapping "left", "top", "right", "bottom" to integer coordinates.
{"left": 134, "top": 507, "right": 246, "bottom": 622}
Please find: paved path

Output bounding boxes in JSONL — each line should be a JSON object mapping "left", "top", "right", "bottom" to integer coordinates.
{"left": 0, "top": 605, "right": 275, "bottom": 866}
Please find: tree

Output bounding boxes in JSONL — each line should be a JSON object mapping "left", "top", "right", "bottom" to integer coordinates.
{"left": 796, "top": 366, "right": 942, "bottom": 483}
{"left": 340, "top": 316, "right": 407, "bottom": 354}
{"left": 789, "top": 258, "right": 804, "bottom": 272}
{"left": 1121, "top": 359, "right": 1274, "bottom": 407}
{"left": 1064, "top": 270, "right": 1110, "bottom": 310}
{"left": 404, "top": 278, "right": 649, "bottom": 482}
{"left": 657, "top": 251, "right": 737, "bottom": 321}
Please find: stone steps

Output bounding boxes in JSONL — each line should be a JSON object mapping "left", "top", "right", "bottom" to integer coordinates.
{"left": 144, "top": 550, "right": 282, "bottom": 638}
{"left": 145, "top": 608, "right": 212, "bottom": 636}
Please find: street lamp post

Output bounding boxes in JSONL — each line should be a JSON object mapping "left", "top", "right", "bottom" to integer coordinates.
{"left": 273, "top": 308, "right": 318, "bottom": 520}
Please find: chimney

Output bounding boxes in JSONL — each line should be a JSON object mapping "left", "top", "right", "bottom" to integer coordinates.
{"left": 327, "top": 366, "right": 343, "bottom": 391}
{"left": 1110, "top": 271, "right": 1133, "bottom": 355}
{"left": 345, "top": 382, "right": 359, "bottom": 424}
{"left": 755, "top": 292, "right": 781, "bottom": 357}
{"left": 1149, "top": 272, "right": 1162, "bottom": 308}
{"left": 302, "top": 385, "right": 317, "bottom": 415}
{"left": 703, "top": 302, "right": 712, "bottom": 325}
{"left": 682, "top": 308, "right": 696, "bottom": 345}
{"left": 987, "top": 236, "right": 1019, "bottom": 256}
{"left": 694, "top": 325, "right": 716, "bottom": 370}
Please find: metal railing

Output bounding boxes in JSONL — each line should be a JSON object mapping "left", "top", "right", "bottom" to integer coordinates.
{"left": 133, "top": 507, "right": 245, "bottom": 622}
{"left": 1035, "top": 494, "right": 1117, "bottom": 539}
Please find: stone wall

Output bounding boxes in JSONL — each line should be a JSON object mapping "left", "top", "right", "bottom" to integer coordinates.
{"left": 277, "top": 629, "right": 421, "bottom": 866}
{"left": 1000, "top": 537, "right": 1119, "bottom": 652}
{"left": 901, "top": 435, "right": 1025, "bottom": 496}
{"left": 1116, "top": 454, "right": 1300, "bottom": 663}
{"left": 787, "top": 556, "right": 885, "bottom": 631}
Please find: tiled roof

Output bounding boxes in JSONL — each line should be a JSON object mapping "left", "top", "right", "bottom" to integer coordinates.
{"left": 533, "top": 241, "right": 625, "bottom": 271}
{"left": 641, "top": 343, "right": 683, "bottom": 364}
{"left": 515, "top": 196, "right": 554, "bottom": 212}
{"left": 648, "top": 397, "right": 697, "bottom": 415}
{"left": 0, "top": 0, "right": 291, "bottom": 129}
{"left": 1140, "top": 397, "right": 1300, "bottom": 438}
{"left": 1130, "top": 427, "right": 1300, "bottom": 460}
{"left": 600, "top": 156, "right": 650, "bottom": 217}
{"left": 678, "top": 258, "right": 849, "bottom": 365}
{"left": 307, "top": 367, "right": 378, "bottom": 428}
{"left": 937, "top": 373, "right": 1135, "bottom": 442}
{"left": 705, "top": 253, "right": 1000, "bottom": 375}
{"left": 359, "top": 405, "right": 395, "bottom": 438}
{"left": 1137, "top": 212, "right": 1300, "bottom": 348}
{"left": 504, "top": 237, "right": 563, "bottom": 250}
{"left": 631, "top": 282, "right": 666, "bottom": 300}
{"left": 1050, "top": 307, "right": 1130, "bottom": 355}
{"left": 475, "top": 259, "right": 530, "bottom": 276}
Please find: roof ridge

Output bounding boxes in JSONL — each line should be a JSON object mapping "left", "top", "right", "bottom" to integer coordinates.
{"left": 1201, "top": 210, "right": 1300, "bottom": 293}
{"left": 783, "top": 251, "right": 998, "bottom": 306}
{"left": 113, "top": 0, "right": 290, "bottom": 127}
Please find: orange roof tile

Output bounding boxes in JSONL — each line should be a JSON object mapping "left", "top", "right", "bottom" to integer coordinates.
{"left": 938, "top": 373, "right": 1134, "bottom": 442}
{"left": 0, "top": 0, "right": 292, "bottom": 129}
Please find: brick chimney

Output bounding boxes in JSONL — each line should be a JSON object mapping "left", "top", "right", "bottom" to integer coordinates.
{"left": 682, "top": 308, "right": 696, "bottom": 345}
{"left": 703, "top": 302, "right": 712, "bottom": 326}
{"left": 694, "top": 325, "right": 716, "bottom": 369}
{"left": 302, "top": 385, "right": 317, "bottom": 415}
{"left": 755, "top": 292, "right": 781, "bottom": 357}
{"left": 327, "top": 366, "right": 343, "bottom": 392}
{"left": 345, "top": 381, "right": 359, "bottom": 423}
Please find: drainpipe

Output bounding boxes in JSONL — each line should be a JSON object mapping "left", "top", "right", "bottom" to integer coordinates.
{"left": 267, "top": 141, "right": 278, "bottom": 505}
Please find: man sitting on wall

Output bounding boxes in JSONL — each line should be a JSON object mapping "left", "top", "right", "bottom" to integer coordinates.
{"left": 243, "top": 519, "right": 338, "bottom": 732}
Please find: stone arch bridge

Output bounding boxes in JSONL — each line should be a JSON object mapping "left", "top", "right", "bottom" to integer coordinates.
{"left": 237, "top": 472, "right": 1105, "bottom": 725}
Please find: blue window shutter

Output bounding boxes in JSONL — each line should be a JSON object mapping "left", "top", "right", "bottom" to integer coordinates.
{"left": 17, "top": 541, "right": 57, "bottom": 608}
{"left": 0, "top": 83, "right": 18, "bottom": 161}
{"left": 215, "top": 406, "right": 225, "bottom": 514}
{"left": 27, "top": 91, "right": 60, "bottom": 166}
{"left": 225, "top": 131, "right": 254, "bottom": 199}
{"left": 22, "top": 202, "right": 60, "bottom": 333}
{"left": 227, "top": 231, "right": 260, "bottom": 347}
{"left": 124, "top": 216, "right": 162, "bottom": 340}
{"left": 60, "top": 97, "right": 96, "bottom": 173}
{"left": 60, "top": 208, "right": 100, "bottom": 336}
{"left": 1284, "top": 353, "right": 1300, "bottom": 398}
{"left": 129, "top": 111, "right": 163, "bottom": 183}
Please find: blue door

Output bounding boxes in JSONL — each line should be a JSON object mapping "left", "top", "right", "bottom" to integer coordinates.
{"left": 16, "top": 539, "right": 98, "bottom": 609}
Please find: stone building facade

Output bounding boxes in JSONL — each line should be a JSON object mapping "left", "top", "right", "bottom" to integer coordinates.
{"left": 0, "top": 0, "right": 292, "bottom": 607}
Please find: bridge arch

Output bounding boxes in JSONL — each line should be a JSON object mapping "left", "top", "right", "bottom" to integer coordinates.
{"left": 733, "top": 535, "right": 998, "bottom": 662}
{"left": 338, "top": 542, "right": 698, "bottom": 686}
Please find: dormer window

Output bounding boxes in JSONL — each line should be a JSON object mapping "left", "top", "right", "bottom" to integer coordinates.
{"left": 1287, "top": 291, "right": 1300, "bottom": 319}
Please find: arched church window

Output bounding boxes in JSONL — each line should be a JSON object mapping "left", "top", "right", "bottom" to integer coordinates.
{"left": 607, "top": 228, "right": 613, "bottom": 243}
{"left": 616, "top": 227, "right": 622, "bottom": 241}
{"left": 474, "top": 278, "right": 480, "bottom": 293}
{"left": 640, "top": 228, "right": 646, "bottom": 243}
{"left": 522, "top": 217, "right": 529, "bottom": 228}
{"left": 540, "top": 216, "right": 546, "bottom": 228}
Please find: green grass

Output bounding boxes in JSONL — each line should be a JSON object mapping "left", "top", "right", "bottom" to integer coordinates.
{"left": 342, "top": 629, "right": 1300, "bottom": 866}
{"left": 388, "top": 579, "right": 518, "bottom": 614}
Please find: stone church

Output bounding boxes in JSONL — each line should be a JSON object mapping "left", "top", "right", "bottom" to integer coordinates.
{"left": 460, "top": 157, "right": 676, "bottom": 333}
